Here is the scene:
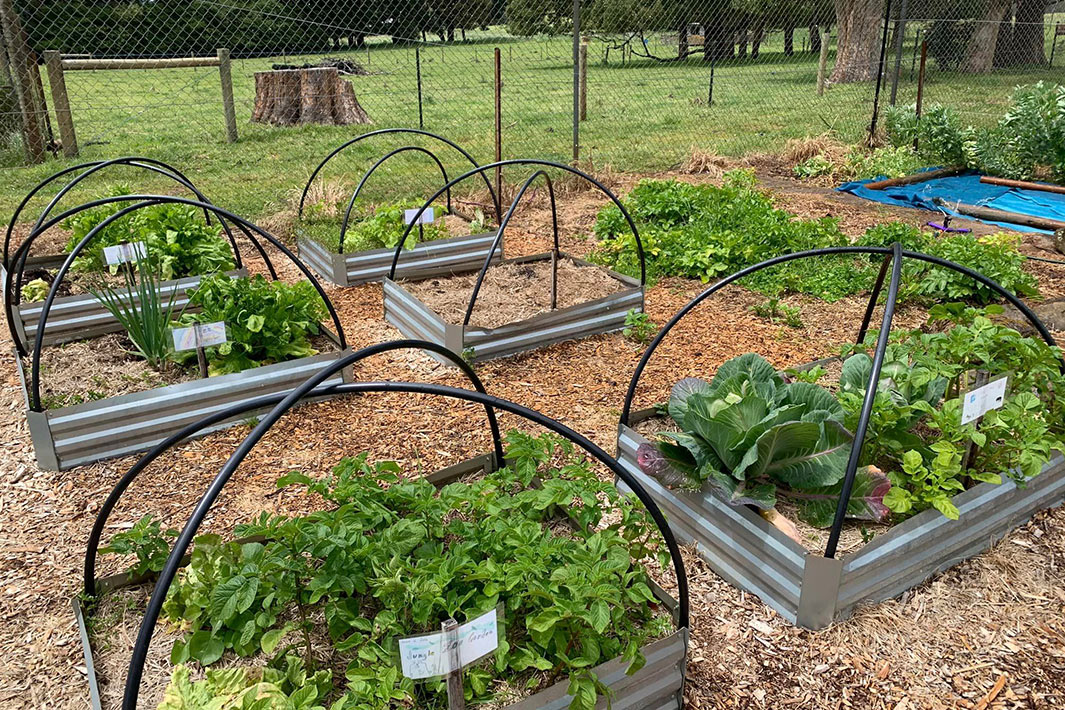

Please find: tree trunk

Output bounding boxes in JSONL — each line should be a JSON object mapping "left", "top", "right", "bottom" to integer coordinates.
{"left": 784, "top": 24, "right": 795, "bottom": 56}
{"left": 751, "top": 17, "right": 765, "bottom": 58}
{"left": 1012, "top": 0, "right": 1048, "bottom": 65}
{"left": 678, "top": 22, "right": 689, "bottom": 58}
{"left": 703, "top": 16, "right": 733, "bottom": 61}
{"left": 252, "top": 68, "right": 371, "bottom": 126}
{"left": 830, "top": 0, "right": 883, "bottom": 82}
{"left": 738, "top": 22, "right": 749, "bottom": 59}
{"left": 810, "top": 24, "right": 822, "bottom": 54}
{"left": 960, "top": 0, "right": 1012, "bottom": 73}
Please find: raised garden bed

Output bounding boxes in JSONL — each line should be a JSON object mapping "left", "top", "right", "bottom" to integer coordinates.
{"left": 617, "top": 245, "right": 1065, "bottom": 629}
{"left": 295, "top": 129, "right": 503, "bottom": 286}
{"left": 76, "top": 344, "right": 688, "bottom": 710}
{"left": 382, "top": 159, "right": 647, "bottom": 363}
{"left": 17, "top": 196, "right": 352, "bottom": 471}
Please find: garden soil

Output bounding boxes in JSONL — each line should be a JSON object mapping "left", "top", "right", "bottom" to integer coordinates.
{"left": 2, "top": 170, "right": 1064, "bottom": 709}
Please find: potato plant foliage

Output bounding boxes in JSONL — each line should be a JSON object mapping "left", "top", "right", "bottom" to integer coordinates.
{"left": 140, "top": 433, "right": 672, "bottom": 709}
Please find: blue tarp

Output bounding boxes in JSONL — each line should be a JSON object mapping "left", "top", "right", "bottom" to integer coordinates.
{"left": 837, "top": 171, "right": 1065, "bottom": 234}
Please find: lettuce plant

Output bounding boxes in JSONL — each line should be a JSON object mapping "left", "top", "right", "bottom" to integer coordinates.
{"left": 637, "top": 354, "right": 889, "bottom": 527}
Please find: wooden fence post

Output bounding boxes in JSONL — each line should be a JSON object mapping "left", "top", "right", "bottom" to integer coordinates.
{"left": 217, "top": 48, "right": 238, "bottom": 143}
{"left": 816, "top": 31, "right": 829, "bottom": 96}
{"left": 44, "top": 51, "right": 76, "bottom": 157}
{"left": 0, "top": 0, "right": 44, "bottom": 162}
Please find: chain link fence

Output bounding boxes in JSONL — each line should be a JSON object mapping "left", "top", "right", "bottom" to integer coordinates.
{"left": 0, "top": 0, "right": 1062, "bottom": 203}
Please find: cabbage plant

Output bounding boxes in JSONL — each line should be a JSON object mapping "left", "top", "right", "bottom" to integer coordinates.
{"left": 637, "top": 354, "right": 889, "bottom": 527}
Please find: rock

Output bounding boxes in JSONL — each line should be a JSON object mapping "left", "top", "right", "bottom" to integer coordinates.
{"left": 996, "top": 298, "right": 1065, "bottom": 334}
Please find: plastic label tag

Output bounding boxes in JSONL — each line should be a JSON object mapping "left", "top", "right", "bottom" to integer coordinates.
{"left": 172, "top": 322, "right": 227, "bottom": 352}
{"left": 398, "top": 607, "right": 498, "bottom": 680}
{"left": 404, "top": 207, "right": 434, "bottom": 225}
{"left": 103, "top": 241, "right": 148, "bottom": 265}
{"left": 961, "top": 374, "right": 1008, "bottom": 425}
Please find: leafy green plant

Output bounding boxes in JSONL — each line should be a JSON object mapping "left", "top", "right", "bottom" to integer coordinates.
{"left": 904, "top": 232, "right": 1038, "bottom": 304}
{"left": 750, "top": 298, "right": 803, "bottom": 328}
{"left": 842, "top": 146, "right": 926, "bottom": 181}
{"left": 786, "top": 365, "right": 826, "bottom": 384}
{"left": 303, "top": 201, "right": 450, "bottom": 253}
{"left": 161, "top": 432, "right": 672, "bottom": 709}
{"left": 159, "top": 657, "right": 332, "bottom": 710}
{"left": 63, "top": 191, "right": 234, "bottom": 278}
{"left": 792, "top": 154, "right": 833, "bottom": 179}
{"left": 622, "top": 308, "right": 657, "bottom": 344}
{"left": 883, "top": 446, "right": 967, "bottom": 520}
{"left": 885, "top": 104, "right": 969, "bottom": 167}
{"left": 100, "top": 514, "right": 178, "bottom": 577}
{"left": 637, "top": 353, "right": 889, "bottom": 527}
{"left": 90, "top": 255, "right": 182, "bottom": 370}
{"left": 20, "top": 277, "right": 49, "bottom": 302}
{"left": 174, "top": 274, "right": 328, "bottom": 375}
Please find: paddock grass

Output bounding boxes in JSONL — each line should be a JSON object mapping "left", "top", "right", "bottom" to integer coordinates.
{"left": 0, "top": 25, "right": 1060, "bottom": 223}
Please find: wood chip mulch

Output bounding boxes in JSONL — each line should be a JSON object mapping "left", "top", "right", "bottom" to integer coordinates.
{"left": 1, "top": 174, "right": 1064, "bottom": 709}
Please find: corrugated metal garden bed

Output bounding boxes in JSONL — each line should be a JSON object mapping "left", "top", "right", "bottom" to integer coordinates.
{"left": 77, "top": 452, "right": 687, "bottom": 710}
{"left": 618, "top": 409, "right": 1065, "bottom": 629}
{"left": 297, "top": 230, "right": 502, "bottom": 286}
{"left": 384, "top": 252, "right": 643, "bottom": 363}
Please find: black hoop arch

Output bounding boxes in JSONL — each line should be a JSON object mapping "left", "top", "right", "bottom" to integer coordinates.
{"left": 619, "top": 244, "right": 1063, "bottom": 559}
{"left": 3, "top": 156, "right": 274, "bottom": 287}
{"left": 83, "top": 339, "right": 505, "bottom": 598}
{"left": 297, "top": 128, "right": 502, "bottom": 225}
{"left": 120, "top": 356, "right": 690, "bottom": 709}
{"left": 336, "top": 145, "right": 455, "bottom": 254}
{"left": 387, "top": 159, "right": 647, "bottom": 297}
{"left": 20, "top": 195, "right": 348, "bottom": 411}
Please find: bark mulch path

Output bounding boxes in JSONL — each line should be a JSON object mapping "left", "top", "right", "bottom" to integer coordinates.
{"left": 1, "top": 174, "right": 1064, "bottom": 709}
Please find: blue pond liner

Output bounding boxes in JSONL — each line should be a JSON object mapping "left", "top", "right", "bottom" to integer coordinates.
{"left": 838, "top": 170, "right": 1065, "bottom": 234}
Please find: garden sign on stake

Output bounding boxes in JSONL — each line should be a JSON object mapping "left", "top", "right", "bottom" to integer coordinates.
{"left": 397, "top": 606, "right": 500, "bottom": 709}
{"left": 171, "top": 321, "right": 227, "bottom": 378}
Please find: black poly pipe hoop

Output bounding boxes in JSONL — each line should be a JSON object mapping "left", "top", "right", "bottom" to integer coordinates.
{"left": 388, "top": 158, "right": 647, "bottom": 288}
{"left": 461, "top": 169, "right": 562, "bottom": 326}
{"left": 120, "top": 355, "right": 690, "bottom": 709}
{"left": 83, "top": 339, "right": 505, "bottom": 598}
{"left": 4, "top": 157, "right": 214, "bottom": 268}
{"left": 22, "top": 195, "right": 348, "bottom": 412}
{"left": 336, "top": 145, "right": 455, "bottom": 254}
{"left": 297, "top": 128, "right": 502, "bottom": 224}
{"left": 619, "top": 244, "right": 1063, "bottom": 558}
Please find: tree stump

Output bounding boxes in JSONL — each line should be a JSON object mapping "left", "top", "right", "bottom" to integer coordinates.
{"left": 251, "top": 67, "right": 371, "bottom": 126}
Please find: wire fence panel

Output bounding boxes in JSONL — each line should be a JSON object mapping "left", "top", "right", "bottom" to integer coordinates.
{"left": 0, "top": 0, "right": 1061, "bottom": 188}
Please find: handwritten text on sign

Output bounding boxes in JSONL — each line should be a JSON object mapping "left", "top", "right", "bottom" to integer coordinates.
{"left": 398, "top": 607, "right": 498, "bottom": 680}
{"left": 961, "top": 375, "right": 1009, "bottom": 425}
{"left": 404, "top": 207, "right": 435, "bottom": 225}
{"left": 171, "top": 322, "right": 227, "bottom": 352}
{"left": 103, "top": 241, "right": 148, "bottom": 266}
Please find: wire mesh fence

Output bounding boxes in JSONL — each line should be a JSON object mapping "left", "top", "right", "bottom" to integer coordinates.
{"left": 0, "top": 0, "right": 1061, "bottom": 190}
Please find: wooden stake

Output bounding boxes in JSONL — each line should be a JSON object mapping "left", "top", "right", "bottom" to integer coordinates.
{"left": 579, "top": 38, "right": 588, "bottom": 121}
{"left": 442, "top": 619, "right": 464, "bottom": 710}
{"left": 44, "top": 50, "right": 77, "bottom": 157}
{"left": 865, "top": 166, "right": 962, "bottom": 190}
{"left": 816, "top": 31, "right": 829, "bottom": 95}
{"left": 217, "top": 49, "right": 238, "bottom": 143}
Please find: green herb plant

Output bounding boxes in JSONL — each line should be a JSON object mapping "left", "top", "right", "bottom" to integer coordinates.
{"left": 750, "top": 298, "right": 803, "bottom": 328}
{"left": 100, "top": 514, "right": 178, "bottom": 577}
{"left": 622, "top": 309, "right": 657, "bottom": 344}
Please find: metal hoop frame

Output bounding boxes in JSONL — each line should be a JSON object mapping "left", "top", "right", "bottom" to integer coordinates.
{"left": 461, "top": 169, "right": 561, "bottom": 326}
{"left": 336, "top": 145, "right": 454, "bottom": 254}
{"left": 83, "top": 339, "right": 504, "bottom": 597}
{"left": 120, "top": 350, "right": 689, "bottom": 709}
{"left": 619, "top": 244, "right": 1063, "bottom": 559}
{"left": 388, "top": 159, "right": 647, "bottom": 291}
{"left": 20, "top": 195, "right": 348, "bottom": 411}
{"left": 297, "top": 128, "right": 501, "bottom": 225}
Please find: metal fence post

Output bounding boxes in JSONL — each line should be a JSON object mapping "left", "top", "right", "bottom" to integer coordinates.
{"left": 415, "top": 45, "right": 424, "bottom": 130}
{"left": 571, "top": 0, "right": 580, "bottom": 161}
{"left": 217, "top": 48, "right": 238, "bottom": 143}
{"left": 44, "top": 50, "right": 77, "bottom": 157}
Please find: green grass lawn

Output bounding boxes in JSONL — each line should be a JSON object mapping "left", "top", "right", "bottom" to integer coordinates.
{"left": 0, "top": 24, "right": 1060, "bottom": 224}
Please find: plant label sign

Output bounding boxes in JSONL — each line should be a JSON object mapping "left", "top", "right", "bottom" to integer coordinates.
{"left": 404, "top": 207, "right": 435, "bottom": 225}
{"left": 103, "top": 241, "right": 148, "bottom": 266}
{"left": 398, "top": 607, "right": 498, "bottom": 680}
{"left": 172, "top": 322, "right": 227, "bottom": 352}
{"left": 961, "top": 374, "right": 1009, "bottom": 425}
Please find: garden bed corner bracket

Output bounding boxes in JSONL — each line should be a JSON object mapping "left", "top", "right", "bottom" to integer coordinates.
{"left": 797, "top": 554, "right": 843, "bottom": 630}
